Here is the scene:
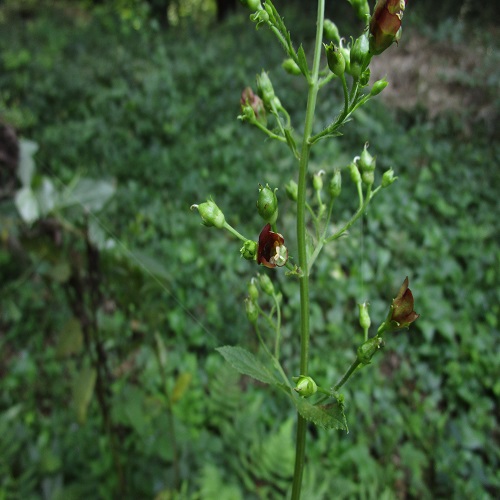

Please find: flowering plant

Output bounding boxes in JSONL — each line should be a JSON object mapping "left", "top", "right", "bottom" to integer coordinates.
{"left": 192, "top": 1, "right": 417, "bottom": 497}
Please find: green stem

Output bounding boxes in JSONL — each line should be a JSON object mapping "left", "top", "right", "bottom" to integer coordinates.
{"left": 223, "top": 222, "right": 249, "bottom": 243}
{"left": 291, "top": 1, "right": 324, "bottom": 498}
{"left": 325, "top": 184, "right": 374, "bottom": 243}
{"left": 333, "top": 358, "right": 361, "bottom": 392}
{"left": 273, "top": 292, "right": 282, "bottom": 360}
{"left": 252, "top": 118, "right": 287, "bottom": 142}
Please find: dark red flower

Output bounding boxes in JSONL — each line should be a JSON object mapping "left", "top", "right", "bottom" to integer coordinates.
{"left": 257, "top": 223, "right": 288, "bottom": 268}
{"left": 378, "top": 276, "right": 419, "bottom": 335}
{"left": 369, "top": 0, "right": 407, "bottom": 55}
{"left": 390, "top": 276, "right": 419, "bottom": 327}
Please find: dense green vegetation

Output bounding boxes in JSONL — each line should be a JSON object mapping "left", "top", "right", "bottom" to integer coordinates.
{"left": 1, "top": 2, "right": 499, "bottom": 498}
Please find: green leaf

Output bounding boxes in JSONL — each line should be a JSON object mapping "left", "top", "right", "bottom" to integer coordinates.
{"left": 297, "top": 44, "right": 308, "bottom": 76}
{"left": 56, "top": 318, "right": 83, "bottom": 358}
{"left": 14, "top": 186, "right": 40, "bottom": 224}
{"left": 293, "top": 397, "right": 348, "bottom": 430}
{"left": 216, "top": 346, "right": 279, "bottom": 385}
{"left": 17, "top": 139, "right": 38, "bottom": 187}
{"left": 35, "top": 177, "right": 57, "bottom": 216}
{"left": 72, "top": 366, "right": 97, "bottom": 425}
{"left": 62, "top": 178, "right": 116, "bottom": 212}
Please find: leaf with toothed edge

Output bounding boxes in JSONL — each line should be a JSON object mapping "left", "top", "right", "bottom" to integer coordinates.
{"left": 216, "top": 346, "right": 279, "bottom": 385}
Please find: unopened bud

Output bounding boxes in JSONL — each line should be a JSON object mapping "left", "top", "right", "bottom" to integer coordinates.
{"left": 350, "top": 0, "right": 370, "bottom": 20}
{"left": 258, "top": 273, "right": 274, "bottom": 296}
{"left": 370, "top": 78, "right": 388, "bottom": 96}
{"left": 256, "top": 71, "right": 275, "bottom": 108}
{"left": 359, "top": 144, "right": 376, "bottom": 172}
{"left": 325, "top": 42, "right": 345, "bottom": 77}
{"left": 359, "top": 68, "right": 371, "bottom": 87}
{"left": 313, "top": 170, "right": 325, "bottom": 192}
{"left": 245, "top": 297, "right": 259, "bottom": 324}
{"left": 381, "top": 168, "right": 397, "bottom": 188}
{"left": 362, "top": 171, "right": 375, "bottom": 186}
{"left": 293, "top": 375, "right": 318, "bottom": 398}
{"left": 282, "top": 58, "right": 302, "bottom": 76}
{"left": 257, "top": 184, "right": 278, "bottom": 224}
{"left": 358, "top": 302, "right": 371, "bottom": 332}
{"left": 248, "top": 279, "right": 259, "bottom": 301}
{"left": 285, "top": 180, "right": 298, "bottom": 201}
{"left": 240, "top": 240, "right": 258, "bottom": 260}
{"left": 348, "top": 162, "right": 361, "bottom": 185}
{"left": 348, "top": 33, "right": 371, "bottom": 79}
{"left": 323, "top": 19, "right": 340, "bottom": 44}
{"left": 329, "top": 169, "right": 342, "bottom": 199}
{"left": 357, "top": 336, "right": 383, "bottom": 365}
{"left": 191, "top": 199, "right": 225, "bottom": 229}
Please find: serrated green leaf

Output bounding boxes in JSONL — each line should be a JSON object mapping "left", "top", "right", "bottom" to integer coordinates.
{"left": 216, "top": 346, "right": 279, "bottom": 385}
{"left": 297, "top": 45, "right": 309, "bottom": 76}
{"left": 293, "top": 397, "right": 348, "bottom": 430}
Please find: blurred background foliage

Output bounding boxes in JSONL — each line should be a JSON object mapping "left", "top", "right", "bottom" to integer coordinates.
{"left": 0, "top": 0, "right": 499, "bottom": 498}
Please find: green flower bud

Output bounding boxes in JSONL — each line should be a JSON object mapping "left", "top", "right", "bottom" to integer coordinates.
{"left": 240, "top": 239, "right": 257, "bottom": 260}
{"left": 381, "top": 168, "right": 397, "bottom": 188}
{"left": 350, "top": 0, "right": 370, "bottom": 20}
{"left": 285, "top": 180, "right": 298, "bottom": 201}
{"left": 191, "top": 199, "right": 225, "bottom": 229}
{"left": 370, "top": 78, "right": 388, "bottom": 96}
{"left": 245, "top": 297, "right": 259, "bottom": 324}
{"left": 359, "top": 144, "right": 376, "bottom": 172}
{"left": 325, "top": 42, "right": 345, "bottom": 77}
{"left": 313, "top": 170, "right": 325, "bottom": 192}
{"left": 339, "top": 42, "right": 351, "bottom": 74}
{"left": 348, "top": 33, "right": 371, "bottom": 79}
{"left": 361, "top": 171, "right": 375, "bottom": 186}
{"left": 282, "top": 58, "right": 302, "bottom": 76}
{"left": 247, "top": 0, "right": 262, "bottom": 10}
{"left": 248, "top": 279, "right": 259, "bottom": 301}
{"left": 329, "top": 169, "right": 342, "bottom": 199}
{"left": 359, "top": 68, "right": 371, "bottom": 87}
{"left": 293, "top": 375, "right": 318, "bottom": 398}
{"left": 348, "top": 162, "right": 361, "bottom": 185}
{"left": 357, "top": 336, "right": 383, "bottom": 365}
{"left": 256, "top": 71, "right": 275, "bottom": 108}
{"left": 250, "top": 9, "right": 268, "bottom": 27}
{"left": 257, "top": 183, "right": 278, "bottom": 224}
{"left": 358, "top": 302, "right": 371, "bottom": 332}
{"left": 258, "top": 273, "right": 274, "bottom": 296}
{"left": 323, "top": 19, "right": 340, "bottom": 44}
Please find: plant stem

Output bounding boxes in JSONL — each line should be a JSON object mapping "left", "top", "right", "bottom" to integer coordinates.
{"left": 291, "top": 1, "right": 324, "bottom": 498}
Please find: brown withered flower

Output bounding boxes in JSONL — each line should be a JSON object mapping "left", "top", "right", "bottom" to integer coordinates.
{"left": 369, "top": 0, "right": 407, "bottom": 55}
{"left": 257, "top": 223, "right": 288, "bottom": 268}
